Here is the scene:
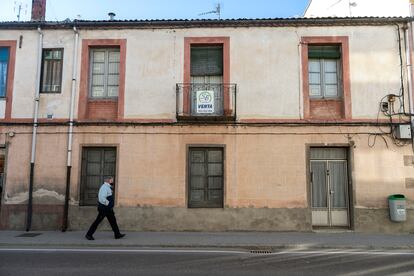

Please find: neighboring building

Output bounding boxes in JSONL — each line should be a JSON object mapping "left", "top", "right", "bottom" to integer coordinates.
{"left": 0, "top": 1, "right": 413, "bottom": 233}
{"left": 304, "top": 0, "right": 409, "bottom": 17}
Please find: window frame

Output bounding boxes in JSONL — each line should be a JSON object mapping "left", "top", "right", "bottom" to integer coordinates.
{"left": 40, "top": 48, "right": 64, "bottom": 94}
{"left": 88, "top": 47, "right": 120, "bottom": 99}
{"left": 78, "top": 39, "right": 126, "bottom": 121}
{"left": 308, "top": 56, "right": 342, "bottom": 99}
{"left": 0, "top": 41, "right": 17, "bottom": 120}
{"left": 301, "top": 36, "right": 351, "bottom": 120}
{"left": 79, "top": 146, "right": 117, "bottom": 206}
{"left": 187, "top": 146, "right": 225, "bottom": 208}
{"left": 0, "top": 47, "right": 9, "bottom": 98}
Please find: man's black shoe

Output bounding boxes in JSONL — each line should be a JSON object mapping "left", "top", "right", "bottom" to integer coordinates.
{"left": 115, "top": 234, "right": 125, "bottom": 239}
{"left": 85, "top": 234, "right": 94, "bottom": 240}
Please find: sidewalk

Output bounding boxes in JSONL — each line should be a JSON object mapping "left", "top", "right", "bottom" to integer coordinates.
{"left": 0, "top": 230, "right": 413, "bottom": 250}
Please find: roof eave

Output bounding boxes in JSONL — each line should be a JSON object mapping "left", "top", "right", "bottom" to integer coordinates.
{"left": 0, "top": 17, "right": 411, "bottom": 30}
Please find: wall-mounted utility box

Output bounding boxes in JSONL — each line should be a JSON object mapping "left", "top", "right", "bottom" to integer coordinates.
{"left": 395, "top": 124, "right": 412, "bottom": 139}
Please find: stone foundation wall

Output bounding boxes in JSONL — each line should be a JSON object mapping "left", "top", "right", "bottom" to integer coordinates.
{"left": 354, "top": 208, "right": 414, "bottom": 233}
{"left": 2, "top": 204, "right": 414, "bottom": 233}
{"left": 0, "top": 204, "right": 63, "bottom": 230}
{"left": 69, "top": 206, "right": 312, "bottom": 232}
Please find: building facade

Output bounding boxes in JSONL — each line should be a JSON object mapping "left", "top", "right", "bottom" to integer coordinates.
{"left": 0, "top": 16, "right": 413, "bottom": 233}
{"left": 304, "top": 0, "right": 410, "bottom": 17}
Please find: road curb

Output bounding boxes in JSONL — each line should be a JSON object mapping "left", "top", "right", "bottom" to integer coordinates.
{"left": 1, "top": 243, "right": 414, "bottom": 251}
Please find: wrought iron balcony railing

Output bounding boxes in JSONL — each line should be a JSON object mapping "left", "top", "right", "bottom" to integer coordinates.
{"left": 176, "top": 83, "right": 237, "bottom": 120}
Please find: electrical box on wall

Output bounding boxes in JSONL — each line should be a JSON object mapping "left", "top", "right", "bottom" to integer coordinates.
{"left": 395, "top": 124, "right": 412, "bottom": 139}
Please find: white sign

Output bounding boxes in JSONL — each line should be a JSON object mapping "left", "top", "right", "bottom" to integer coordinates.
{"left": 196, "top": 90, "right": 215, "bottom": 114}
{"left": 397, "top": 209, "right": 406, "bottom": 215}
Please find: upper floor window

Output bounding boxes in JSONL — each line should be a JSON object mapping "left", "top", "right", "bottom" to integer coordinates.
{"left": 301, "top": 37, "right": 351, "bottom": 120}
{"left": 89, "top": 48, "right": 120, "bottom": 98}
{"left": 40, "top": 49, "right": 63, "bottom": 93}
{"left": 308, "top": 46, "right": 342, "bottom": 99}
{"left": 0, "top": 47, "right": 9, "bottom": 98}
{"left": 191, "top": 46, "right": 223, "bottom": 81}
{"left": 308, "top": 45, "right": 342, "bottom": 99}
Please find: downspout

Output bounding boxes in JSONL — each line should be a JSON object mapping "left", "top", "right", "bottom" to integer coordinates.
{"left": 404, "top": 24, "right": 414, "bottom": 151}
{"left": 297, "top": 37, "right": 303, "bottom": 120}
{"left": 408, "top": 1, "right": 414, "bottom": 151}
{"left": 62, "top": 26, "right": 79, "bottom": 232}
{"left": 26, "top": 26, "right": 43, "bottom": 231}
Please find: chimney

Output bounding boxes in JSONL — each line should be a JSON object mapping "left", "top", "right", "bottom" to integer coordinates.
{"left": 108, "top": 12, "right": 116, "bottom": 20}
{"left": 31, "top": 0, "right": 46, "bottom": 21}
{"left": 411, "top": 0, "right": 414, "bottom": 17}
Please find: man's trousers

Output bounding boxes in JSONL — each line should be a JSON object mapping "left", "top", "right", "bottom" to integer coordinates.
{"left": 86, "top": 207, "right": 121, "bottom": 237}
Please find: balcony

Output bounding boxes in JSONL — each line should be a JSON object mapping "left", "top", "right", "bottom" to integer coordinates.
{"left": 176, "top": 83, "right": 237, "bottom": 121}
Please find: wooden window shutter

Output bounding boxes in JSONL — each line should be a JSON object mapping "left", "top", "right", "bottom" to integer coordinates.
{"left": 190, "top": 46, "right": 223, "bottom": 76}
{"left": 188, "top": 148, "right": 224, "bottom": 208}
{"left": 308, "top": 45, "right": 340, "bottom": 59}
{"left": 80, "top": 147, "right": 117, "bottom": 206}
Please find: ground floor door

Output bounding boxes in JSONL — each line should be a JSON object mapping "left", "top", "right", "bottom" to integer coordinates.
{"left": 310, "top": 148, "right": 350, "bottom": 227}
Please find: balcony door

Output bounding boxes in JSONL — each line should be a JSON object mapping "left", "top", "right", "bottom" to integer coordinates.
{"left": 190, "top": 46, "right": 223, "bottom": 116}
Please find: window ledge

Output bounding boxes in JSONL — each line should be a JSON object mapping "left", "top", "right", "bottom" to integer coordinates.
{"left": 87, "top": 98, "right": 118, "bottom": 102}
{"left": 177, "top": 115, "right": 236, "bottom": 122}
{"left": 310, "top": 98, "right": 342, "bottom": 102}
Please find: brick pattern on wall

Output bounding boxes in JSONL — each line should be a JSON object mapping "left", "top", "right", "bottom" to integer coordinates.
{"left": 31, "top": 0, "right": 46, "bottom": 21}
{"left": 310, "top": 100, "right": 343, "bottom": 119}
{"left": 86, "top": 100, "right": 118, "bottom": 120}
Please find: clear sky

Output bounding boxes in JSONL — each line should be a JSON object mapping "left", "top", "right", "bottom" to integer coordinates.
{"left": 0, "top": 0, "right": 310, "bottom": 22}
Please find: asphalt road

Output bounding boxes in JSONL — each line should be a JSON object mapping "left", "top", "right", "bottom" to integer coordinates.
{"left": 1, "top": 248, "right": 414, "bottom": 275}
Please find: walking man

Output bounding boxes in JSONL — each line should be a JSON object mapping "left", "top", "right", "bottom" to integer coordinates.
{"left": 85, "top": 176, "right": 125, "bottom": 240}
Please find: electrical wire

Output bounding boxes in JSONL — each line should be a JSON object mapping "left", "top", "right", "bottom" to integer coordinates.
{"left": 371, "top": 24, "right": 412, "bottom": 148}
{"left": 368, "top": 133, "right": 389, "bottom": 148}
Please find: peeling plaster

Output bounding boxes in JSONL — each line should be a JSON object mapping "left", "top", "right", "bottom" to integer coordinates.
{"left": 4, "top": 188, "right": 65, "bottom": 204}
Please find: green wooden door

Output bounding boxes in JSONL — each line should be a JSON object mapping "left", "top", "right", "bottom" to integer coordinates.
{"left": 80, "top": 147, "right": 116, "bottom": 206}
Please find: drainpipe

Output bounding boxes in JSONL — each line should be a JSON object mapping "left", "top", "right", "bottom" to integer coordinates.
{"left": 26, "top": 27, "right": 43, "bottom": 231}
{"left": 408, "top": 1, "right": 414, "bottom": 151}
{"left": 62, "top": 26, "right": 79, "bottom": 232}
{"left": 404, "top": 24, "right": 414, "bottom": 151}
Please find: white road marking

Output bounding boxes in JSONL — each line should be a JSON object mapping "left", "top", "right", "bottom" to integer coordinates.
{"left": 272, "top": 250, "right": 414, "bottom": 256}
{"left": 340, "top": 259, "right": 414, "bottom": 276}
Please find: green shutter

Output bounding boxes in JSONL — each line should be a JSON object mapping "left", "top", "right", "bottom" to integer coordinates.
{"left": 191, "top": 46, "right": 223, "bottom": 76}
{"left": 308, "top": 46, "right": 340, "bottom": 59}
